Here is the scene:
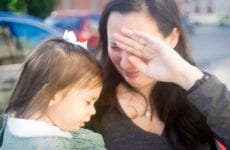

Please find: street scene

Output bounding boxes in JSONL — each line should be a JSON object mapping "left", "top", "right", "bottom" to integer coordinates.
{"left": 177, "top": 0, "right": 230, "bottom": 88}
{"left": 0, "top": 0, "right": 230, "bottom": 149}
{"left": 0, "top": 0, "right": 230, "bottom": 111}
{"left": 189, "top": 25, "right": 230, "bottom": 89}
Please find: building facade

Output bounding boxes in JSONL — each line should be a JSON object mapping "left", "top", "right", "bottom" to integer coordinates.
{"left": 176, "top": 0, "right": 230, "bottom": 16}
{"left": 56, "top": 0, "right": 108, "bottom": 12}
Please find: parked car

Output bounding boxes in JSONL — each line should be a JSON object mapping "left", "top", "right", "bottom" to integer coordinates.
{"left": 44, "top": 10, "right": 101, "bottom": 50}
{"left": 0, "top": 11, "right": 61, "bottom": 112}
{"left": 189, "top": 13, "right": 220, "bottom": 26}
{"left": 219, "top": 15, "right": 230, "bottom": 26}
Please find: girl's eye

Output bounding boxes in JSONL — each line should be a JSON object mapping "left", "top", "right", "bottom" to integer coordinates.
{"left": 85, "top": 100, "right": 91, "bottom": 105}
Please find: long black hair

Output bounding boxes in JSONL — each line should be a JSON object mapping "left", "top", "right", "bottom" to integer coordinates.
{"left": 93, "top": 0, "right": 217, "bottom": 149}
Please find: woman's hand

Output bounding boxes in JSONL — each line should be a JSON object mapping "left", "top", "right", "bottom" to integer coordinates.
{"left": 113, "top": 27, "right": 203, "bottom": 90}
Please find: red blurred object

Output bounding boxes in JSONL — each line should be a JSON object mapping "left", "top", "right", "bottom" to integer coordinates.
{"left": 44, "top": 10, "right": 100, "bottom": 50}
{"left": 215, "top": 139, "right": 227, "bottom": 150}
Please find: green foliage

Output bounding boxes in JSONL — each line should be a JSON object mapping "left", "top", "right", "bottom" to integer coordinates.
{"left": 8, "top": 0, "right": 26, "bottom": 12}
{"left": 26, "top": 0, "right": 60, "bottom": 19}
{"left": 0, "top": 0, "right": 10, "bottom": 11}
{"left": 0, "top": 0, "right": 60, "bottom": 19}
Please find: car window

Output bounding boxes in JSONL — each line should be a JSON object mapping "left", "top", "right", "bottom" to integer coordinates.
{"left": 85, "top": 15, "right": 100, "bottom": 32}
{"left": 0, "top": 19, "right": 58, "bottom": 113}
{"left": 88, "top": 15, "right": 100, "bottom": 22}
{"left": 45, "top": 16, "right": 82, "bottom": 31}
{"left": 0, "top": 24, "right": 23, "bottom": 65}
{"left": 10, "top": 22, "right": 50, "bottom": 55}
{"left": 0, "top": 21, "right": 50, "bottom": 65}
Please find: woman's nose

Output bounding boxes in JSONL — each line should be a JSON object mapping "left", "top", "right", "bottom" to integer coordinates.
{"left": 120, "top": 51, "right": 134, "bottom": 70}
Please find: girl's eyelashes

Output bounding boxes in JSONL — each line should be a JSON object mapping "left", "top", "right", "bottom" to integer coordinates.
{"left": 85, "top": 99, "right": 92, "bottom": 105}
{"left": 85, "top": 98, "right": 96, "bottom": 105}
{"left": 110, "top": 42, "right": 117, "bottom": 48}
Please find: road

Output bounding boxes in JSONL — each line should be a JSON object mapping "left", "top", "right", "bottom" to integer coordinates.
{"left": 188, "top": 25, "right": 230, "bottom": 88}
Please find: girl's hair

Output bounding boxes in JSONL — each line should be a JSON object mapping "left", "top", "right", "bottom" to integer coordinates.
{"left": 6, "top": 37, "right": 103, "bottom": 119}
{"left": 93, "top": 0, "right": 217, "bottom": 149}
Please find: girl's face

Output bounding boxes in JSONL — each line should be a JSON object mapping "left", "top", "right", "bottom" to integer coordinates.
{"left": 46, "top": 84, "right": 102, "bottom": 132}
{"left": 107, "top": 12, "right": 165, "bottom": 90}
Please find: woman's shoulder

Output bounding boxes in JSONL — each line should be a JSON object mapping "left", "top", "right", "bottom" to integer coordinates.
{"left": 71, "top": 128, "right": 106, "bottom": 149}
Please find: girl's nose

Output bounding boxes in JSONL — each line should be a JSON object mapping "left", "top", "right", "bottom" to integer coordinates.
{"left": 89, "top": 105, "right": 96, "bottom": 116}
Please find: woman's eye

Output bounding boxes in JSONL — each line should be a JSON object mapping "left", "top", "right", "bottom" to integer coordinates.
{"left": 110, "top": 43, "right": 121, "bottom": 51}
{"left": 111, "top": 46, "right": 120, "bottom": 50}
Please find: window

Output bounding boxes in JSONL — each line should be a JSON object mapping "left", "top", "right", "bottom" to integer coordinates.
{"left": 0, "top": 21, "right": 50, "bottom": 65}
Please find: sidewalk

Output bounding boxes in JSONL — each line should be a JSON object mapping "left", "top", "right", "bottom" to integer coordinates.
{"left": 207, "top": 58, "right": 230, "bottom": 89}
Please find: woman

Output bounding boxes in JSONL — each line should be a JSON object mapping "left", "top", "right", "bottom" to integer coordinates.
{"left": 90, "top": 0, "right": 230, "bottom": 150}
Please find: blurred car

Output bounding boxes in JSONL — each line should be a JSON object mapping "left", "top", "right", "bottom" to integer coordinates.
{"left": 189, "top": 14, "right": 220, "bottom": 26}
{"left": 219, "top": 15, "right": 230, "bottom": 26}
{"left": 44, "top": 10, "right": 100, "bottom": 50}
{"left": 0, "top": 11, "right": 61, "bottom": 112}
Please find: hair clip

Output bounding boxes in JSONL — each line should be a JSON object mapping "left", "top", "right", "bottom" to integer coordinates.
{"left": 63, "top": 30, "right": 87, "bottom": 49}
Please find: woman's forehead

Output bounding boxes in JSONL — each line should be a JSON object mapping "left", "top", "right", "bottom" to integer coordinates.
{"left": 107, "top": 12, "right": 162, "bottom": 38}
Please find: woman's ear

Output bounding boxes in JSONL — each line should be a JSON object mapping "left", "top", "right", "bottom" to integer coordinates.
{"left": 165, "top": 27, "right": 179, "bottom": 48}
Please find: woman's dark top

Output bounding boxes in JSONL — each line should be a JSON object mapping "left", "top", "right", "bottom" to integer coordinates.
{"left": 101, "top": 109, "right": 172, "bottom": 150}
{"left": 90, "top": 75, "right": 230, "bottom": 149}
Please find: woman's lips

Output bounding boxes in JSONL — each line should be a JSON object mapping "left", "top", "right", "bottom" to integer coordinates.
{"left": 124, "top": 71, "right": 139, "bottom": 78}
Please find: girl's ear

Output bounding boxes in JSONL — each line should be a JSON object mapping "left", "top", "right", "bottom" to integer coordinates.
{"left": 165, "top": 27, "right": 179, "bottom": 48}
{"left": 42, "top": 84, "right": 59, "bottom": 107}
{"left": 48, "top": 93, "right": 61, "bottom": 106}
{"left": 48, "top": 98, "right": 56, "bottom": 106}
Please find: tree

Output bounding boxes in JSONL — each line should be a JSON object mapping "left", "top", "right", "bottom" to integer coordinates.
{"left": 0, "top": 0, "right": 12, "bottom": 11}
{"left": 25, "top": 0, "right": 60, "bottom": 19}
{"left": 0, "top": 0, "right": 60, "bottom": 19}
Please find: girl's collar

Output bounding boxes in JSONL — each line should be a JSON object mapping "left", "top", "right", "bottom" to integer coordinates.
{"left": 7, "top": 117, "right": 72, "bottom": 138}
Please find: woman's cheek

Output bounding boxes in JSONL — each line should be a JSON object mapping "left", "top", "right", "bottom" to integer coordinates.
{"left": 108, "top": 50, "right": 121, "bottom": 64}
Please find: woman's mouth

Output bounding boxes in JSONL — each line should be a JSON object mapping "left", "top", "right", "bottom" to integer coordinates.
{"left": 124, "top": 71, "right": 139, "bottom": 78}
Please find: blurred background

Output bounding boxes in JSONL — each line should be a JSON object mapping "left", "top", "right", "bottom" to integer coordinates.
{"left": 0, "top": 0, "right": 230, "bottom": 113}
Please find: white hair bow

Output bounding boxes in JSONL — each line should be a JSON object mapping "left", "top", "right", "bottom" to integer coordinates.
{"left": 63, "top": 30, "right": 88, "bottom": 49}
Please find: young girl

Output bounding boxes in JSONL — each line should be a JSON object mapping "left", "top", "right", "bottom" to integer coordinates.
{"left": 0, "top": 31, "right": 106, "bottom": 150}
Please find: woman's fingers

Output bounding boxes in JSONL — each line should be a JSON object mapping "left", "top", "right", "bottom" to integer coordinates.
{"left": 132, "top": 29, "right": 167, "bottom": 52}
{"left": 114, "top": 27, "right": 164, "bottom": 57}
{"left": 121, "top": 27, "right": 148, "bottom": 46}
{"left": 113, "top": 32, "right": 144, "bottom": 52}
{"left": 132, "top": 29, "right": 160, "bottom": 45}
{"left": 116, "top": 41, "right": 142, "bottom": 56}
{"left": 128, "top": 56, "right": 147, "bottom": 74}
